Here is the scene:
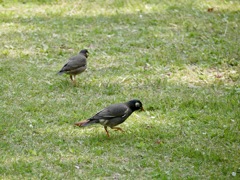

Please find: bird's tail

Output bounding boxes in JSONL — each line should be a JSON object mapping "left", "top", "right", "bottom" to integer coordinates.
{"left": 75, "top": 120, "right": 92, "bottom": 127}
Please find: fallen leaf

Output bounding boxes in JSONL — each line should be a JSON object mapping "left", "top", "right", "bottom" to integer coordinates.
{"left": 207, "top": 8, "right": 214, "bottom": 12}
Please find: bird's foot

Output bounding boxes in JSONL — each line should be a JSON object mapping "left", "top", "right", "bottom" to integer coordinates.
{"left": 111, "top": 127, "right": 124, "bottom": 132}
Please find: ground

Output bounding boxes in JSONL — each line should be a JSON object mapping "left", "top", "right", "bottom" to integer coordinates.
{"left": 0, "top": 0, "right": 239, "bottom": 179}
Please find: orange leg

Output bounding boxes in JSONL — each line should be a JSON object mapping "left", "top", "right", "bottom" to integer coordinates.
{"left": 104, "top": 126, "right": 110, "bottom": 137}
{"left": 111, "top": 126, "right": 124, "bottom": 132}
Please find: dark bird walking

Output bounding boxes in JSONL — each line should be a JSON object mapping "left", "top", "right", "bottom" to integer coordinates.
{"left": 75, "top": 99, "right": 144, "bottom": 137}
{"left": 58, "top": 49, "right": 89, "bottom": 85}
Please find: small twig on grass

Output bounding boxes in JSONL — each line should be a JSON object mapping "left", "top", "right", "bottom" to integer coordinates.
{"left": 223, "top": 22, "right": 228, "bottom": 36}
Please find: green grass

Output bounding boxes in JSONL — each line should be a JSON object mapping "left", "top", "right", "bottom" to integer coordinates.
{"left": 0, "top": 0, "right": 240, "bottom": 179}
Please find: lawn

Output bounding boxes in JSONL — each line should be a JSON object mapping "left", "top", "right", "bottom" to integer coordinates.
{"left": 0, "top": 0, "right": 239, "bottom": 179}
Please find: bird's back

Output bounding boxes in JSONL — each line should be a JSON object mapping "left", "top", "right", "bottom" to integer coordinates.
{"left": 89, "top": 103, "right": 133, "bottom": 127}
{"left": 59, "top": 54, "right": 87, "bottom": 74}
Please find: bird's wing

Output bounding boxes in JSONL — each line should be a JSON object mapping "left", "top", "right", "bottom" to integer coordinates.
{"left": 89, "top": 103, "right": 130, "bottom": 121}
{"left": 61, "top": 55, "right": 86, "bottom": 72}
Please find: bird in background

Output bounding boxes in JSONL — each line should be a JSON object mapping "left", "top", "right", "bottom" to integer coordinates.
{"left": 58, "top": 49, "right": 89, "bottom": 85}
{"left": 75, "top": 99, "right": 144, "bottom": 137}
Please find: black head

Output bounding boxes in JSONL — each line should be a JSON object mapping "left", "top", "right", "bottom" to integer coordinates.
{"left": 127, "top": 99, "right": 144, "bottom": 112}
{"left": 79, "top": 49, "right": 89, "bottom": 58}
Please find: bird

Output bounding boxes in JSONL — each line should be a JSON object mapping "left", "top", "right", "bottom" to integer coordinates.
{"left": 75, "top": 99, "right": 144, "bottom": 137}
{"left": 58, "top": 49, "right": 89, "bottom": 85}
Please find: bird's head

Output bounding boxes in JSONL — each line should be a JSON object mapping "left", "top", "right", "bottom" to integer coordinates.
{"left": 79, "top": 49, "right": 89, "bottom": 58}
{"left": 127, "top": 99, "right": 144, "bottom": 112}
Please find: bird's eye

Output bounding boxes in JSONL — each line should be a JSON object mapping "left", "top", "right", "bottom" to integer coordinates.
{"left": 135, "top": 102, "right": 140, "bottom": 107}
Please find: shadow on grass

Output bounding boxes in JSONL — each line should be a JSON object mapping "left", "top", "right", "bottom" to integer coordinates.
{"left": 1, "top": 3, "right": 239, "bottom": 66}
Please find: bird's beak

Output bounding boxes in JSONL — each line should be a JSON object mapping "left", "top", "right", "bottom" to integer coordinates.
{"left": 140, "top": 107, "right": 145, "bottom": 111}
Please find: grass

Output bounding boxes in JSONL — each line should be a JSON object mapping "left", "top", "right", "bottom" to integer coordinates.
{"left": 0, "top": 0, "right": 239, "bottom": 179}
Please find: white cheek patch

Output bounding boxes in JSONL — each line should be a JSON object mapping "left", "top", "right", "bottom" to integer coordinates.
{"left": 135, "top": 102, "right": 140, "bottom": 107}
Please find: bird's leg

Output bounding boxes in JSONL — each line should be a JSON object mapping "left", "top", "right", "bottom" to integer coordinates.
{"left": 70, "top": 75, "right": 77, "bottom": 85}
{"left": 73, "top": 75, "right": 77, "bottom": 85}
{"left": 111, "top": 126, "right": 124, "bottom": 132}
{"left": 104, "top": 126, "right": 110, "bottom": 137}
{"left": 70, "top": 75, "right": 73, "bottom": 81}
